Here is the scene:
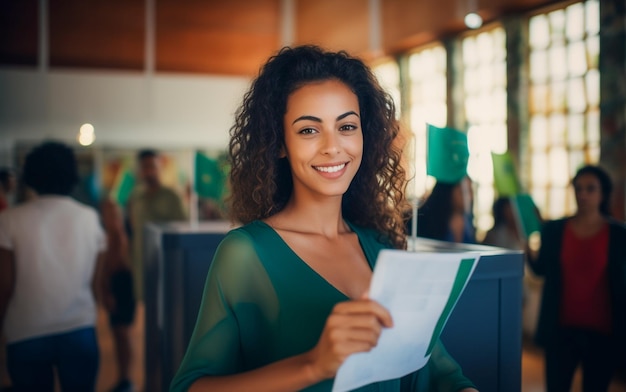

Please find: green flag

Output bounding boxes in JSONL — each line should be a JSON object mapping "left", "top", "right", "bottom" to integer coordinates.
{"left": 194, "top": 151, "right": 226, "bottom": 200}
{"left": 110, "top": 169, "right": 135, "bottom": 206}
{"left": 427, "top": 124, "right": 469, "bottom": 183}
{"left": 511, "top": 193, "right": 542, "bottom": 239}
{"left": 491, "top": 152, "right": 521, "bottom": 196}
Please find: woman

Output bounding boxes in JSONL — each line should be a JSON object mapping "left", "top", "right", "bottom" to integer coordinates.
{"left": 0, "top": 141, "right": 106, "bottom": 391}
{"left": 415, "top": 180, "right": 475, "bottom": 243}
{"left": 528, "top": 165, "right": 626, "bottom": 392}
{"left": 171, "top": 46, "right": 477, "bottom": 392}
{"left": 482, "top": 197, "right": 522, "bottom": 250}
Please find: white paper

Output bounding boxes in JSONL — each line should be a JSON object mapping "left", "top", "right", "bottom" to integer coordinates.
{"left": 332, "top": 250, "right": 480, "bottom": 392}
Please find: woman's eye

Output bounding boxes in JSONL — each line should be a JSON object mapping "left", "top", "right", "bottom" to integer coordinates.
{"left": 299, "top": 128, "right": 317, "bottom": 135}
{"left": 339, "top": 124, "right": 357, "bottom": 132}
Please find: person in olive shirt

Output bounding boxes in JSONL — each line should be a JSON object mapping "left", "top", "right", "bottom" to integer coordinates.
{"left": 171, "top": 46, "right": 478, "bottom": 392}
{"left": 128, "top": 149, "right": 186, "bottom": 300}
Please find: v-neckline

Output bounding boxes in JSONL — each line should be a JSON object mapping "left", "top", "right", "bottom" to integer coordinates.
{"left": 253, "top": 220, "right": 374, "bottom": 299}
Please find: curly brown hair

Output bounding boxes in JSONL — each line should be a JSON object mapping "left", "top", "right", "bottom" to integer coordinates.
{"left": 228, "top": 45, "right": 410, "bottom": 249}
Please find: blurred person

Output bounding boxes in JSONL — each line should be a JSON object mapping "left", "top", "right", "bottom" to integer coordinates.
{"left": 199, "top": 198, "right": 225, "bottom": 220}
{"left": 0, "top": 169, "right": 16, "bottom": 212}
{"left": 527, "top": 165, "right": 626, "bottom": 392}
{"left": 414, "top": 180, "right": 475, "bottom": 243}
{"left": 101, "top": 199, "right": 136, "bottom": 392}
{"left": 483, "top": 197, "right": 544, "bottom": 337}
{"left": 0, "top": 141, "right": 106, "bottom": 391}
{"left": 127, "top": 149, "right": 185, "bottom": 299}
{"left": 482, "top": 197, "right": 523, "bottom": 250}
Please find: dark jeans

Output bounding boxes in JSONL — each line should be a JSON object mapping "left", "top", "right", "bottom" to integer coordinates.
{"left": 6, "top": 326, "right": 99, "bottom": 392}
{"left": 545, "top": 326, "right": 618, "bottom": 392}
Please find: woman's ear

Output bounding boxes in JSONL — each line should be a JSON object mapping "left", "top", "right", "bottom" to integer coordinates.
{"left": 279, "top": 145, "right": 287, "bottom": 158}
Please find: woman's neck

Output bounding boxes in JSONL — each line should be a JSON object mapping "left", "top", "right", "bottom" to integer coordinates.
{"left": 573, "top": 209, "right": 605, "bottom": 224}
{"left": 267, "top": 195, "right": 348, "bottom": 238}
{"left": 569, "top": 210, "right": 607, "bottom": 237}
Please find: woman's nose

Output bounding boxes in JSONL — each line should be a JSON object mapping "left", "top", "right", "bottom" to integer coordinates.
{"left": 321, "top": 132, "right": 340, "bottom": 155}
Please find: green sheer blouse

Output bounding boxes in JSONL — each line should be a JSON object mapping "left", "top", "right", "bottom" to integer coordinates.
{"left": 170, "top": 221, "right": 475, "bottom": 392}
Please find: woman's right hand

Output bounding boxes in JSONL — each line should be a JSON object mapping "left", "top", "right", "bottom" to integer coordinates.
{"left": 185, "top": 297, "right": 392, "bottom": 392}
{"left": 305, "top": 298, "right": 393, "bottom": 381}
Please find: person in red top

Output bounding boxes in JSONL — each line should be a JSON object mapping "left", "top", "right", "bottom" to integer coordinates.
{"left": 528, "top": 165, "right": 626, "bottom": 392}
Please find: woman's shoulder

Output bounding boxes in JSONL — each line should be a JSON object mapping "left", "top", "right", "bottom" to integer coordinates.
{"left": 607, "top": 218, "right": 626, "bottom": 231}
{"left": 214, "top": 221, "right": 280, "bottom": 266}
{"left": 226, "top": 220, "right": 279, "bottom": 247}
{"left": 607, "top": 219, "right": 626, "bottom": 250}
{"left": 207, "top": 225, "right": 261, "bottom": 277}
{"left": 218, "top": 223, "right": 261, "bottom": 253}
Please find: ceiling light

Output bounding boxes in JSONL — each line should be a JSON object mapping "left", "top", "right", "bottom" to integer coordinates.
{"left": 464, "top": 12, "right": 483, "bottom": 29}
{"left": 77, "top": 123, "right": 96, "bottom": 146}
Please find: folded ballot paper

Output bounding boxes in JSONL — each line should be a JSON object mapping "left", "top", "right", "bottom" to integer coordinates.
{"left": 332, "top": 250, "right": 480, "bottom": 392}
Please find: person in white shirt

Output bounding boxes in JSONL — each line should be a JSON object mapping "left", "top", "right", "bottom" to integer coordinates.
{"left": 0, "top": 141, "right": 106, "bottom": 392}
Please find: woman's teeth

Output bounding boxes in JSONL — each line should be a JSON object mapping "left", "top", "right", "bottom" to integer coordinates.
{"left": 314, "top": 163, "right": 346, "bottom": 173}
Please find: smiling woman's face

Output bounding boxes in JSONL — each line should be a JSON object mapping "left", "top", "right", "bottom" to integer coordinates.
{"left": 281, "top": 79, "right": 363, "bottom": 201}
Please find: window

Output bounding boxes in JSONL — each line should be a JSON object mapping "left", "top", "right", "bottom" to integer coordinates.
{"left": 461, "top": 26, "right": 507, "bottom": 237}
{"left": 405, "top": 44, "right": 447, "bottom": 198}
{"left": 372, "top": 58, "right": 402, "bottom": 119}
{"left": 527, "top": 0, "right": 600, "bottom": 219}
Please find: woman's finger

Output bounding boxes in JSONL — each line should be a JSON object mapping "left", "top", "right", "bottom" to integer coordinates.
{"left": 327, "top": 325, "right": 381, "bottom": 347}
{"left": 332, "top": 299, "right": 393, "bottom": 328}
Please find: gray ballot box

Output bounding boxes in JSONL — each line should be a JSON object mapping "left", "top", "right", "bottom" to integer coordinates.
{"left": 144, "top": 222, "right": 523, "bottom": 392}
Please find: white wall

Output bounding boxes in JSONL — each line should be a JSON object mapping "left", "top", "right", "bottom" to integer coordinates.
{"left": 0, "top": 67, "right": 252, "bottom": 164}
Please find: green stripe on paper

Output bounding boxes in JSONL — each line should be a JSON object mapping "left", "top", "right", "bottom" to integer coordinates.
{"left": 425, "top": 258, "right": 475, "bottom": 355}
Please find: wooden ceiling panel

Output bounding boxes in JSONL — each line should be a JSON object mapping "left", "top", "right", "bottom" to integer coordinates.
{"left": 0, "top": 0, "right": 38, "bottom": 66}
{"left": 383, "top": 0, "right": 476, "bottom": 51}
{"left": 382, "top": 0, "right": 561, "bottom": 53}
{"left": 295, "top": 0, "right": 370, "bottom": 55}
{"left": 49, "top": 0, "right": 145, "bottom": 70}
{"left": 156, "top": 0, "right": 281, "bottom": 76}
{"left": 1, "top": 0, "right": 564, "bottom": 75}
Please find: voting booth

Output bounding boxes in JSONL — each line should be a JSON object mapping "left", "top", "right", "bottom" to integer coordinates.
{"left": 144, "top": 222, "right": 524, "bottom": 392}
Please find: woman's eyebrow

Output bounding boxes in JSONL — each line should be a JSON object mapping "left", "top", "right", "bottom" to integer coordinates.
{"left": 292, "top": 115, "right": 321, "bottom": 125}
{"left": 292, "top": 111, "right": 359, "bottom": 125}
{"left": 337, "top": 111, "right": 359, "bottom": 121}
